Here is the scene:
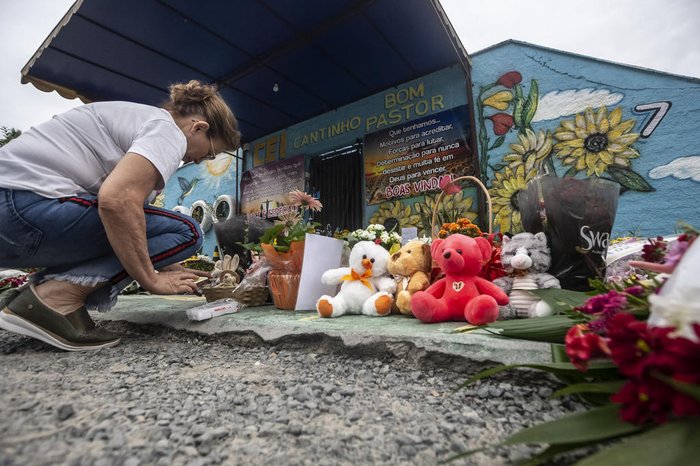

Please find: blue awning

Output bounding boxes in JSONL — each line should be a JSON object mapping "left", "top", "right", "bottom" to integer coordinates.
{"left": 22, "top": 0, "right": 470, "bottom": 143}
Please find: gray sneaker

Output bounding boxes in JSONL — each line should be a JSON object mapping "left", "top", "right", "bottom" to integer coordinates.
{"left": 0, "top": 286, "right": 120, "bottom": 351}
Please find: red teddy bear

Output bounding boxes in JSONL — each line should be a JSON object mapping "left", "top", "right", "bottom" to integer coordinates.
{"left": 411, "top": 234, "right": 509, "bottom": 324}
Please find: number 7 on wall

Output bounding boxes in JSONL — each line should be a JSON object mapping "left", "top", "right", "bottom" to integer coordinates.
{"left": 633, "top": 101, "right": 672, "bottom": 138}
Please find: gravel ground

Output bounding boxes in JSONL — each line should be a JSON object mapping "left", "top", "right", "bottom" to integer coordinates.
{"left": 0, "top": 320, "right": 586, "bottom": 466}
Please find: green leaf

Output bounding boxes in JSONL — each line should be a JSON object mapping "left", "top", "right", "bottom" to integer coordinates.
{"left": 521, "top": 80, "right": 539, "bottom": 127}
{"left": 517, "top": 442, "right": 592, "bottom": 466}
{"left": 481, "top": 315, "right": 576, "bottom": 344}
{"left": 606, "top": 166, "right": 655, "bottom": 192}
{"left": 530, "top": 288, "right": 590, "bottom": 313}
{"left": 551, "top": 380, "right": 625, "bottom": 398}
{"left": 574, "top": 420, "right": 700, "bottom": 466}
{"left": 489, "top": 136, "right": 505, "bottom": 150}
{"left": 456, "top": 361, "right": 618, "bottom": 391}
{"left": 504, "top": 404, "right": 642, "bottom": 445}
{"left": 653, "top": 373, "right": 700, "bottom": 401}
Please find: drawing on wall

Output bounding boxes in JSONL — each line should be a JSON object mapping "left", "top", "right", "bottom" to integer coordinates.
{"left": 177, "top": 176, "right": 201, "bottom": 205}
{"left": 649, "top": 155, "right": 700, "bottom": 182}
{"left": 200, "top": 154, "right": 236, "bottom": 190}
{"left": 475, "top": 70, "right": 664, "bottom": 234}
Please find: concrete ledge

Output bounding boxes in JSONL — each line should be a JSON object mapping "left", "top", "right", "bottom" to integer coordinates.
{"left": 99, "top": 296, "right": 553, "bottom": 366}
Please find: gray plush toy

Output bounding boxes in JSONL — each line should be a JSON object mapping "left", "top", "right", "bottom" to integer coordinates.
{"left": 494, "top": 232, "right": 560, "bottom": 319}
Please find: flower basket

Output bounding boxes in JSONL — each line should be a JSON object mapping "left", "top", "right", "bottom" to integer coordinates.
{"left": 430, "top": 175, "right": 493, "bottom": 237}
{"left": 201, "top": 283, "right": 270, "bottom": 306}
{"left": 428, "top": 176, "right": 504, "bottom": 281}
{"left": 267, "top": 271, "right": 301, "bottom": 310}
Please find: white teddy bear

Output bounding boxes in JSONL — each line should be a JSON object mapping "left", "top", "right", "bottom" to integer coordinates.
{"left": 316, "top": 241, "right": 396, "bottom": 318}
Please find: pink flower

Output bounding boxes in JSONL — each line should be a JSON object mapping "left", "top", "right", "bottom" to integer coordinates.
{"left": 288, "top": 190, "right": 322, "bottom": 212}
{"left": 496, "top": 71, "right": 522, "bottom": 89}
{"left": 575, "top": 290, "right": 627, "bottom": 334}
{"left": 439, "top": 175, "right": 461, "bottom": 195}
{"left": 486, "top": 113, "right": 514, "bottom": 135}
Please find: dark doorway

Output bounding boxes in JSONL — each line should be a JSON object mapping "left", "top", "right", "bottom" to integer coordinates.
{"left": 309, "top": 142, "right": 363, "bottom": 232}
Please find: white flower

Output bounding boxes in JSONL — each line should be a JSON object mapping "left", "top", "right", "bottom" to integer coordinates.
{"left": 380, "top": 232, "right": 390, "bottom": 243}
{"left": 648, "top": 292, "right": 700, "bottom": 342}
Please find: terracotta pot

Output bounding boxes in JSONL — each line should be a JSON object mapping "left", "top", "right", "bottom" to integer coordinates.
{"left": 268, "top": 271, "right": 300, "bottom": 310}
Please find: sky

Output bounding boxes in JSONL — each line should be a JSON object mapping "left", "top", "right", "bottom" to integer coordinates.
{"left": 1, "top": 0, "right": 699, "bottom": 132}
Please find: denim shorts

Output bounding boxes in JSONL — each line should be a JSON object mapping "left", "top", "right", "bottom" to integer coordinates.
{"left": 0, "top": 189, "right": 203, "bottom": 310}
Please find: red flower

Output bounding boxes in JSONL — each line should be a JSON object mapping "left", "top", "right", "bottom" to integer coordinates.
{"left": 576, "top": 290, "right": 627, "bottom": 334}
{"left": 641, "top": 236, "right": 667, "bottom": 263}
{"left": 496, "top": 71, "right": 522, "bottom": 89}
{"left": 606, "top": 313, "right": 671, "bottom": 378}
{"left": 612, "top": 378, "right": 675, "bottom": 425}
{"left": 565, "top": 324, "right": 611, "bottom": 371}
{"left": 486, "top": 113, "right": 514, "bottom": 135}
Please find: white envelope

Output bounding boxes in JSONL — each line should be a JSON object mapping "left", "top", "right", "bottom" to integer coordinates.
{"left": 295, "top": 233, "right": 345, "bottom": 310}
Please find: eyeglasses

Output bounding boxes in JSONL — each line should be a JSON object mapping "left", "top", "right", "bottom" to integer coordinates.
{"left": 203, "top": 134, "right": 217, "bottom": 161}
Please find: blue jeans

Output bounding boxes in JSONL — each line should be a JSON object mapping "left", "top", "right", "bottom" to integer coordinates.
{"left": 0, "top": 189, "right": 203, "bottom": 311}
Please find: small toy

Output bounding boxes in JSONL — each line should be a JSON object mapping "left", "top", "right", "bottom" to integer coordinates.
{"left": 211, "top": 254, "right": 240, "bottom": 287}
{"left": 387, "top": 240, "right": 432, "bottom": 315}
{"left": 494, "top": 232, "right": 560, "bottom": 318}
{"left": 316, "top": 241, "right": 396, "bottom": 318}
{"left": 411, "top": 234, "right": 509, "bottom": 324}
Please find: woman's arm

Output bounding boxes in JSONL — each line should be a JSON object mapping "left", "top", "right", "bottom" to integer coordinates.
{"left": 98, "top": 153, "right": 199, "bottom": 295}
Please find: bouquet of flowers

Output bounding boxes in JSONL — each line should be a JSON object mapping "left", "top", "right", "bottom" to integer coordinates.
{"left": 454, "top": 224, "right": 699, "bottom": 465}
{"left": 346, "top": 223, "right": 402, "bottom": 254}
{"left": 437, "top": 217, "right": 482, "bottom": 239}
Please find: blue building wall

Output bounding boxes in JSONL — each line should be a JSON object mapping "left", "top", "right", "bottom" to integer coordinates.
{"left": 471, "top": 40, "right": 700, "bottom": 237}
{"left": 157, "top": 153, "right": 242, "bottom": 256}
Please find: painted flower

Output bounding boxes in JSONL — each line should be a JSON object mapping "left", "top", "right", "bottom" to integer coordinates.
{"left": 489, "top": 165, "right": 537, "bottom": 234}
{"left": 439, "top": 175, "right": 461, "bottom": 195}
{"left": 369, "top": 200, "right": 421, "bottom": 231}
{"left": 553, "top": 106, "right": 640, "bottom": 176}
{"left": 502, "top": 129, "right": 553, "bottom": 171}
{"left": 482, "top": 90, "right": 513, "bottom": 111}
{"left": 486, "top": 113, "right": 515, "bottom": 135}
{"left": 496, "top": 71, "right": 522, "bottom": 89}
{"left": 421, "top": 191, "right": 478, "bottom": 236}
{"left": 288, "top": 189, "right": 322, "bottom": 212}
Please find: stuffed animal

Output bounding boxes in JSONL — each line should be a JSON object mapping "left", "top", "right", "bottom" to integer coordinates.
{"left": 316, "top": 241, "right": 397, "bottom": 318}
{"left": 411, "top": 234, "right": 509, "bottom": 324}
{"left": 387, "top": 240, "right": 432, "bottom": 315}
{"left": 493, "top": 232, "right": 560, "bottom": 319}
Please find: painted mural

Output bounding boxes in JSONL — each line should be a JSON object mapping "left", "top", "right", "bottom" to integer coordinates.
{"left": 471, "top": 41, "right": 700, "bottom": 237}
{"left": 159, "top": 153, "right": 242, "bottom": 255}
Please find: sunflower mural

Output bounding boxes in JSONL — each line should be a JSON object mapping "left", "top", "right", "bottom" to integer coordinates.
{"left": 417, "top": 190, "right": 478, "bottom": 236}
{"left": 489, "top": 165, "right": 537, "bottom": 234}
{"left": 368, "top": 199, "right": 422, "bottom": 234}
{"left": 553, "top": 106, "right": 652, "bottom": 191}
{"left": 475, "top": 66, "right": 657, "bottom": 233}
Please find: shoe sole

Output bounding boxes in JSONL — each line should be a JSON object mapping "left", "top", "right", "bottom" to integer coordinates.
{"left": 0, "top": 308, "right": 120, "bottom": 352}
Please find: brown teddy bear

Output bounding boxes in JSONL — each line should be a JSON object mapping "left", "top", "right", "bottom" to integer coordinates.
{"left": 387, "top": 240, "right": 432, "bottom": 315}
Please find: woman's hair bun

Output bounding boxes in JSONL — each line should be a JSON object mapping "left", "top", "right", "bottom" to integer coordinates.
{"left": 169, "top": 80, "right": 217, "bottom": 105}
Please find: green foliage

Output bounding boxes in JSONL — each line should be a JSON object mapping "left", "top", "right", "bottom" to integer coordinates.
{"left": 0, "top": 126, "right": 21, "bottom": 147}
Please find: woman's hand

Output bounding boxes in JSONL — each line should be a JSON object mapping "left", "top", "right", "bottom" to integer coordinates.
{"left": 159, "top": 262, "right": 212, "bottom": 278}
{"left": 145, "top": 270, "right": 202, "bottom": 295}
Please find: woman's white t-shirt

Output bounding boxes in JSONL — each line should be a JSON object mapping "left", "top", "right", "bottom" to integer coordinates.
{"left": 0, "top": 101, "right": 186, "bottom": 198}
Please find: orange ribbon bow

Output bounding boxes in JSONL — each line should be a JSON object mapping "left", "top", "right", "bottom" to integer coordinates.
{"left": 340, "top": 268, "right": 374, "bottom": 291}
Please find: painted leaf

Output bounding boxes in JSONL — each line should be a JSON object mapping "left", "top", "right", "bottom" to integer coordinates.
{"left": 178, "top": 176, "right": 191, "bottom": 191}
{"left": 489, "top": 136, "right": 505, "bottom": 150}
{"left": 513, "top": 84, "right": 524, "bottom": 129}
{"left": 574, "top": 421, "right": 700, "bottom": 466}
{"left": 521, "top": 79, "right": 539, "bottom": 128}
{"left": 607, "top": 166, "right": 655, "bottom": 192}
